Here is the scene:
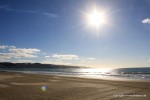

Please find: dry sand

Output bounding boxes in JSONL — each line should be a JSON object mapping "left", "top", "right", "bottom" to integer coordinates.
{"left": 0, "top": 72, "right": 149, "bottom": 100}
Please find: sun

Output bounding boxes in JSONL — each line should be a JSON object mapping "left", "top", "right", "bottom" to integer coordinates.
{"left": 87, "top": 9, "right": 107, "bottom": 28}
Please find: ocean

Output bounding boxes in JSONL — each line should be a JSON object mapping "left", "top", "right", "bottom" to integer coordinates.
{"left": 1, "top": 67, "right": 150, "bottom": 81}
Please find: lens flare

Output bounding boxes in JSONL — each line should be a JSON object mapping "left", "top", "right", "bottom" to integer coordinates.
{"left": 41, "top": 85, "right": 47, "bottom": 92}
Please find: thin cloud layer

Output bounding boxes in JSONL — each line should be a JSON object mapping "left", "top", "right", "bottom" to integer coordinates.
{"left": 0, "top": 5, "right": 9, "bottom": 9}
{"left": 87, "top": 58, "right": 95, "bottom": 60}
{"left": 9, "top": 48, "right": 40, "bottom": 54}
{"left": 142, "top": 18, "right": 150, "bottom": 24}
{"left": 45, "top": 56, "right": 50, "bottom": 58}
{"left": 0, "top": 5, "right": 58, "bottom": 18}
{"left": 41, "top": 59, "right": 71, "bottom": 65}
{"left": 42, "top": 12, "right": 59, "bottom": 18}
{"left": 52, "top": 54, "right": 79, "bottom": 60}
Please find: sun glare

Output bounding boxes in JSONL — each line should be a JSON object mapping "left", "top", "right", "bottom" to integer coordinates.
{"left": 87, "top": 9, "right": 106, "bottom": 28}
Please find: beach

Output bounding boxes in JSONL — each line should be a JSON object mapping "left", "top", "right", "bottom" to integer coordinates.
{"left": 0, "top": 72, "right": 149, "bottom": 100}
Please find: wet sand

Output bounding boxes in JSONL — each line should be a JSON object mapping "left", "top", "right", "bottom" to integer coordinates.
{"left": 0, "top": 72, "right": 149, "bottom": 100}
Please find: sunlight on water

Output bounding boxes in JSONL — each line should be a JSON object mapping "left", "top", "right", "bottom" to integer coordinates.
{"left": 80, "top": 68, "right": 112, "bottom": 74}
{"left": 1, "top": 67, "right": 150, "bottom": 80}
{"left": 77, "top": 68, "right": 113, "bottom": 79}
{"left": 76, "top": 68, "right": 150, "bottom": 80}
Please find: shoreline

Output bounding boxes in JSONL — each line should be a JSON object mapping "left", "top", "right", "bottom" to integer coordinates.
{"left": 4, "top": 70, "right": 150, "bottom": 82}
{"left": 0, "top": 71, "right": 149, "bottom": 100}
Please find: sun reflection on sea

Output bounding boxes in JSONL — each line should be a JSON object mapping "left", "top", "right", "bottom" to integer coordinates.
{"left": 80, "top": 68, "right": 112, "bottom": 75}
{"left": 76, "top": 68, "right": 113, "bottom": 79}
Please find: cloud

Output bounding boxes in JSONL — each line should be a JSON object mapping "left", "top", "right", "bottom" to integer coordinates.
{"left": 0, "top": 5, "right": 58, "bottom": 18}
{"left": 0, "top": 44, "right": 97, "bottom": 67}
{"left": 86, "top": 58, "right": 95, "bottom": 60}
{"left": 9, "top": 48, "right": 40, "bottom": 58}
{"left": 0, "top": 45, "right": 8, "bottom": 49}
{"left": 41, "top": 59, "right": 71, "bottom": 65}
{"left": 9, "top": 48, "right": 40, "bottom": 54}
{"left": 43, "top": 54, "right": 96, "bottom": 66}
{"left": 0, "top": 5, "right": 9, "bottom": 9}
{"left": 52, "top": 54, "right": 79, "bottom": 60}
{"left": 0, "top": 45, "right": 40, "bottom": 60}
{"left": 45, "top": 56, "right": 50, "bottom": 58}
{"left": 42, "top": 12, "right": 59, "bottom": 18}
{"left": 0, "top": 45, "right": 15, "bottom": 49}
{"left": 0, "top": 53, "right": 13, "bottom": 59}
{"left": 11, "top": 60, "right": 33, "bottom": 63}
{"left": 142, "top": 18, "right": 150, "bottom": 24}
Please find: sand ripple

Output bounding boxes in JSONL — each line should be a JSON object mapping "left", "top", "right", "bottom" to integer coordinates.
{"left": 0, "top": 84, "right": 9, "bottom": 88}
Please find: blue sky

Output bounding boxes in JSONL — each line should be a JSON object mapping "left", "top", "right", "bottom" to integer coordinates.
{"left": 0, "top": 0, "right": 150, "bottom": 68}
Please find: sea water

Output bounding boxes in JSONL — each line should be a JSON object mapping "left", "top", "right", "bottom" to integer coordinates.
{"left": 1, "top": 67, "right": 150, "bottom": 81}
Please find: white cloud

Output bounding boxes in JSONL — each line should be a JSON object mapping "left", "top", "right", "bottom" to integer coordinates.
{"left": 0, "top": 45, "right": 40, "bottom": 60}
{"left": 45, "top": 56, "right": 50, "bottom": 58}
{"left": 41, "top": 59, "right": 71, "bottom": 65}
{"left": 142, "top": 18, "right": 150, "bottom": 24}
{"left": 0, "top": 45, "right": 8, "bottom": 49}
{"left": 43, "top": 54, "right": 97, "bottom": 66}
{"left": 15, "top": 53, "right": 38, "bottom": 58}
{"left": 0, "top": 45, "right": 16, "bottom": 49}
{"left": 9, "top": 46, "right": 16, "bottom": 49}
{"left": 0, "top": 53, "right": 13, "bottom": 59}
{"left": 8, "top": 48, "right": 40, "bottom": 58}
{"left": 0, "top": 52, "right": 37, "bottom": 59}
{"left": 87, "top": 58, "right": 95, "bottom": 60}
{"left": 52, "top": 54, "right": 79, "bottom": 60}
{"left": 9, "top": 48, "right": 40, "bottom": 54}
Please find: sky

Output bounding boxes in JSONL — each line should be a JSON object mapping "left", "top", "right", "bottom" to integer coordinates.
{"left": 0, "top": 0, "right": 150, "bottom": 68}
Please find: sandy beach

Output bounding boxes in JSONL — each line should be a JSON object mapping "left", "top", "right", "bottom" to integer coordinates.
{"left": 0, "top": 72, "right": 149, "bottom": 100}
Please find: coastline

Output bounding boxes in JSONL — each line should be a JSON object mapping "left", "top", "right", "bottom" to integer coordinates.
{"left": 0, "top": 71, "right": 149, "bottom": 100}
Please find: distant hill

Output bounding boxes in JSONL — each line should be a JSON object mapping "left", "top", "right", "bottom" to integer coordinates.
{"left": 0, "top": 62, "right": 85, "bottom": 69}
